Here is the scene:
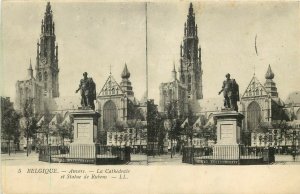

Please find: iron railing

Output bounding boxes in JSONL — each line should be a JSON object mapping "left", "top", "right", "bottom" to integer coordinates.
{"left": 38, "top": 144, "right": 131, "bottom": 164}
{"left": 182, "top": 145, "right": 275, "bottom": 165}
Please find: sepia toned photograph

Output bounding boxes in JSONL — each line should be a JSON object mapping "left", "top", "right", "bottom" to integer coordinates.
{"left": 147, "top": 1, "right": 300, "bottom": 166}
{"left": 1, "top": 1, "right": 147, "bottom": 166}
{"left": 1, "top": 0, "right": 300, "bottom": 193}
{"left": 148, "top": 2, "right": 300, "bottom": 165}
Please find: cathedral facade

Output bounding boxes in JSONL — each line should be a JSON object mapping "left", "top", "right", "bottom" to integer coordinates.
{"left": 97, "top": 64, "right": 147, "bottom": 144}
{"left": 159, "top": 3, "right": 203, "bottom": 116}
{"left": 240, "top": 65, "right": 285, "bottom": 133}
{"left": 240, "top": 65, "right": 300, "bottom": 146}
{"left": 15, "top": 2, "right": 59, "bottom": 115}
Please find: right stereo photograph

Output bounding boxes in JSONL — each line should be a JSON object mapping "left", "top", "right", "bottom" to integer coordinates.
{"left": 146, "top": 1, "right": 300, "bottom": 165}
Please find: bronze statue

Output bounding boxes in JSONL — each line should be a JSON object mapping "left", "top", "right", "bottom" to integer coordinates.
{"left": 218, "top": 73, "right": 239, "bottom": 111}
{"left": 75, "top": 72, "right": 96, "bottom": 110}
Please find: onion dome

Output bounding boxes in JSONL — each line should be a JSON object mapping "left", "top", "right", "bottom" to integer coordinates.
{"left": 265, "top": 64, "right": 274, "bottom": 79}
{"left": 264, "top": 64, "right": 278, "bottom": 97}
{"left": 121, "top": 63, "right": 130, "bottom": 79}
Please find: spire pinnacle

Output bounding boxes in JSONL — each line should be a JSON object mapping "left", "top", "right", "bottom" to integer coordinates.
{"left": 172, "top": 62, "right": 177, "bottom": 81}
{"left": 29, "top": 58, "right": 32, "bottom": 69}
{"left": 28, "top": 58, "right": 33, "bottom": 78}
{"left": 189, "top": 3, "right": 193, "bottom": 15}
{"left": 46, "top": 2, "right": 51, "bottom": 14}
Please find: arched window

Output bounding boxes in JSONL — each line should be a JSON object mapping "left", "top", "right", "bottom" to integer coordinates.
{"left": 247, "top": 101, "right": 261, "bottom": 132}
{"left": 44, "top": 71, "right": 48, "bottom": 81}
{"left": 103, "top": 100, "right": 117, "bottom": 130}
{"left": 256, "top": 89, "right": 259, "bottom": 96}
{"left": 38, "top": 72, "right": 42, "bottom": 81}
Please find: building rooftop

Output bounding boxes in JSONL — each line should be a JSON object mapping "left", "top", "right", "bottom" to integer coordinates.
{"left": 285, "top": 91, "right": 300, "bottom": 105}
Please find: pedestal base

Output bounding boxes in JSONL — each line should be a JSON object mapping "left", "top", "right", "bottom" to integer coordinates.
{"left": 213, "top": 145, "right": 242, "bottom": 159}
{"left": 70, "top": 109, "right": 100, "bottom": 144}
{"left": 213, "top": 111, "right": 244, "bottom": 145}
{"left": 69, "top": 144, "right": 95, "bottom": 158}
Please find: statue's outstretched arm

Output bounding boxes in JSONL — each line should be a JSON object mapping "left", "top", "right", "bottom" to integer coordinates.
{"left": 75, "top": 81, "right": 82, "bottom": 93}
{"left": 218, "top": 82, "right": 225, "bottom": 95}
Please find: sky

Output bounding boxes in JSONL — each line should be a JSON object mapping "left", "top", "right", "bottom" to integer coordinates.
{"left": 1, "top": 1, "right": 300, "bottom": 105}
{"left": 147, "top": 1, "right": 300, "bottom": 103}
{"left": 1, "top": 1, "right": 146, "bottom": 102}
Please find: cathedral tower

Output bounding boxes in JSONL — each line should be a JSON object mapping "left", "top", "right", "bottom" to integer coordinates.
{"left": 120, "top": 63, "right": 134, "bottom": 97}
{"left": 35, "top": 2, "right": 59, "bottom": 98}
{"left": 179, "top": 3, "right": 203, "bottom": 100}
{"left": 264, "top": 65, "right": 278, "bottom": 97}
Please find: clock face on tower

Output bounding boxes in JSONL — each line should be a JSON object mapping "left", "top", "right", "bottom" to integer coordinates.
{"left": 41, "top": 57, "right": 47, "bottom": 65}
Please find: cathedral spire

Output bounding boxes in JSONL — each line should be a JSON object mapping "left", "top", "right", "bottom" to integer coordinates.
{"left": 179, "top": 2, "right": 202, "bottom": 100}
{"left": 186, "top": 2, "right": 196, "bottom": 37}
{"left": 37, "top": 1, "right": 59, "bottom": 98}
{"left": 42, "top": 2, "right": 54, "bottom": 35}
{"left": 189, "top": 2, "right": 193, "bottom": 15}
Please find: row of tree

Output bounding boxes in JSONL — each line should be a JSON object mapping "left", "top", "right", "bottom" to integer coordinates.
{"left": 250, "top": 120, "right": 297, "bottom": 147}
{"left": 147, "top": 100, "right": 217, "bottom": 157}
{"left": 1, "top": 98, "right": 73, "bottom": 156}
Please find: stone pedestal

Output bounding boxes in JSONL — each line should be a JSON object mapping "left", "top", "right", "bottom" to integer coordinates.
{"left": 69, "top": 109, "right": 100, "bottom": 158}
{"left": 213, "top": 111, "right": 244, "bottom": 159}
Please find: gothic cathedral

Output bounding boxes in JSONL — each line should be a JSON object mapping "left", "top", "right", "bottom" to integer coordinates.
{"left": 179, "top": 3, "right": 203, "bottom": 100}
{"left": 15, "top": 2, "right": 59, "bottom": 114}
{"left": 159, "top": 3, "right": 203, "bottom": 116}
{"left": 36, "top": 2, "right": 59, "bottom": 98}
